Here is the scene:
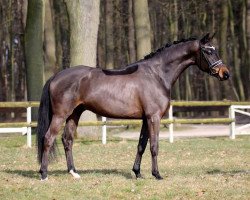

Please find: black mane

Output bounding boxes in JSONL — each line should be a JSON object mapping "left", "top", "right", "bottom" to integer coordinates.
{"left": 144, "top": 37, "right": 197, "bottom": 60}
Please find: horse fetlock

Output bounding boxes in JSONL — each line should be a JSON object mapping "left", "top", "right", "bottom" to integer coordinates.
{"left": 132, "top": 169, "right": 142, "bottom": 179}
{"left": 132, "top": 165, "right": 141, "bottom": 176}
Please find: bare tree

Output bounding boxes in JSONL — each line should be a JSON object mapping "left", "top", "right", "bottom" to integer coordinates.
{"left": 133, "top": 0, "right": 151, "bottom": 60}
{"left": 105, "top": 0, "right": 114, "bottom": 69}
{"left": 44, "top": 0, "right": 56, "bottom": 80}
{"left": 65, "top": 0, "right": 100, "bottom": 137}
{"left": 246, "top": 0, "right": 250, "bottom": 97}
{"left": 25, "top": 0, "right": 45, "bottom": 119}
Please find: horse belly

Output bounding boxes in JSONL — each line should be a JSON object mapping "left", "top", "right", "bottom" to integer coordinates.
{"left": 100, "top": 109, "right": 142, "bottom": 119}
{"left": 84, "top": 90, "right": 143, "bottom": 119}
{"left": 81, "top": 74, "right": 144, "bottom": 118}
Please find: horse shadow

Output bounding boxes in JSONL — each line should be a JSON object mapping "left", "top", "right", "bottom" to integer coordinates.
{"left": 4, "top": 168, "right": 133, "bottom": 180}
{"left": 5, "top": 168, "right": 249, "bottom": 180}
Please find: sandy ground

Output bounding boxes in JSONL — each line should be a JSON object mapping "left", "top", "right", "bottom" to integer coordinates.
{"left": 114, "top": 124, "right": 250, "bottom": 140}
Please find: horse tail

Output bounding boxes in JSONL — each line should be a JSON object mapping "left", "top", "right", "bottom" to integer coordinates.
{"left": 36, "top": 76, "right": 55, "bottom": 164}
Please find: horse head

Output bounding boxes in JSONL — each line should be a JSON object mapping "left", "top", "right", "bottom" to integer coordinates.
{"left": 197, "top": 33, "right": 230, "bottom": 81}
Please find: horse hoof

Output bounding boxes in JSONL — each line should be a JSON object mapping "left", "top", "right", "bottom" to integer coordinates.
{"left": 154, "top": 175, "right": 163, "bottom": 180}
{"left": 135, "top": 174, "right": 144, "bottom": 179}
{"left": 152, "top": 172, "right": 163, "bottom": 180}
{"left": 41, "top": 177, "right": 48, "bottom": 181}
{"left": 69, "top": 169, "right": 81, "bottom": 179}
{"left": 155, "top": 176, "right": 163, "bottom": 180}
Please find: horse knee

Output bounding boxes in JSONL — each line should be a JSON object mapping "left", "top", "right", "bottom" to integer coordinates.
{"left": 148, "top": 114, "right": 160, "bottom": 124}
{"left": 150, "top": 145, "right": 158, "bottom": 157}
{"left": 137, "top": 144, "right": 146, "bottom": 155}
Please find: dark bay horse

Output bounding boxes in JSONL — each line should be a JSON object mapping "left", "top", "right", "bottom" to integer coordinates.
{"left": 37, "top": 33, "right": 230, "bottom": 180}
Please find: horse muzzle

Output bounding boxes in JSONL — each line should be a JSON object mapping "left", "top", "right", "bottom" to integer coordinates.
{"left": 217, "top": 65, "right": 230, "bottom": 81}
{"left": 222, "top": 71, "right": 230, "bottom": 80}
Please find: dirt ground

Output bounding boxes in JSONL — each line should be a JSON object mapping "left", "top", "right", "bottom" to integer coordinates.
{"left": 114, "top": 124, "right": 250, "bottom": 140}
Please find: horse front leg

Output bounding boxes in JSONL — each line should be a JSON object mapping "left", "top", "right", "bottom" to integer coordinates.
{"left": 132, "top": 117, "right": 149, "bottom": 178}
{"left": 147, "top": 114, "right": 163, "bottom": 180}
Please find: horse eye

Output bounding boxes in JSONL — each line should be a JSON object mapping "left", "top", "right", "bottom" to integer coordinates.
{"left": 206, "top": 50, "right": 212, "bottom": 54}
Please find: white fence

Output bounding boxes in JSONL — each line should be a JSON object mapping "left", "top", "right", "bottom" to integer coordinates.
{"left": 0, "top": 101, "right": 250, "bottom": 147}
{"left": 0, "top": 106, "right": 32, "bottom": 147}
{"left": 229, "top": 105, "right": 250, "bottom": 139}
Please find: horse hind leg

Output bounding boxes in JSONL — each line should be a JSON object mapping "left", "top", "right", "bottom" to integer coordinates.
{"left": 132, "top": 117, "right": 149, "bottom": 178}
{"left": 62, "top": 105, "right": 85, "bottom": 179}
{"left": 40, "top": 115, "right": 65, "bottom": 180}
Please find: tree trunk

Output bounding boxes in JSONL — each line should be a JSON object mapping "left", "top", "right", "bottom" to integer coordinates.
{"left": 219, "top": 0, "right": 231, "bottom": 99}
{"left": 44, "top": 0, "right": 56, "bottom": 80}
{"left": 170, "top": 0, "right": 178, "bottom": 41}
{"left": 105, "top": 0, "right": 114, "bottom": 69}
{"left": 113, "top": 1, "right": 126, "bottom": 67}
{"left": 53, "top": 0, "right": 70, "bottom": 70}
{"left": 128, "top": 0, "right": 136, "bottom": 63}
{"left": 240, "top": 0, "right": 248, "bottom": 100}
{"left": 65, "top": 0, "right": 100, "bottom": 67}
{"left": 133, "top": 0, "right": 151, "bottom": 60}
{"left": 25, "top": 0, "right": 45, "bottom": 120}
{"left": 65, "top": 0, "right": 100, "bottom": 137}
{"left": 206, "top": 0, "right": 218, "bottom": 101}
{"left": 0, "top": 0, "right": 12, "bottom": 103}
{"left": 11, "top": 0, "right": 25, "bottom": 101}
{"left": 97, "top": 0, "right": 106, "bottom": 68}
{"left": 168, "top": 0, "right": 180, "bottom": 100}
{"left": 228, "top": 0, "right": 245, "bottom": 100}
{"left": 0, "top": 0, "right": 11, "bottom": 120}
{"left": 245, "top": 0, "right": 250, "bottom": 99}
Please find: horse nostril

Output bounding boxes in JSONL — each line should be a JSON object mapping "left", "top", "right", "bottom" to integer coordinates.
{"left": 223, "top": 72, "right": 230, "bottom": 80}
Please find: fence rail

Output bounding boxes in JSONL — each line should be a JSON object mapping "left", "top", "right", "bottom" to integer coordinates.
{"left": 0, "top": 101, "right": 250, "bottom": 147}
{"left": 0, "top": 118, "right": 234, "bottom": 128}
{"left": 0, "top": 101, "right": 39, "bottom": 108}
{"left": 171, "top": 101, "right": 250, "bottom": 106}
{"left": 0, "top": 101, "right": 250, "bottom": 107}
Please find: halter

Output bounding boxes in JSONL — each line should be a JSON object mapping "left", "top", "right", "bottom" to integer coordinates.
{"left": 200, "top": 45, "right": 223, "bottom": 75}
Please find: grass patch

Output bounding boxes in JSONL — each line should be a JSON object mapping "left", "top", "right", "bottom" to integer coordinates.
{"left": 0, "top": 135, "right": 249, "bottom": 199}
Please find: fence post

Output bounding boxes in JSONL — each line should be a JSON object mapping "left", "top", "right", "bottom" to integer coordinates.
{"left": 102, "top": 117, "right": 107, "bottom": 144}
{"left": 229, "top": 105, "right": 235, "bottom": 139}
{"left": 27, "top": 107, "right": 32, "bottom": 147}
{"left": 169, "top": 105, "right": 174, "bottom": 143}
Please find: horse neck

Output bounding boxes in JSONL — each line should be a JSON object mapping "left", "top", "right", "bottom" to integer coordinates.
{"left": 159, "top": 40, "right": 199, "bottom": 87}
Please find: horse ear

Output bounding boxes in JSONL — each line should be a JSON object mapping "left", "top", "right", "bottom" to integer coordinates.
{"left": 210, "top": 32, "right": 216, "bottom": 40}
{"left": 200, "top": 33, "right": 210, "bottom": 44}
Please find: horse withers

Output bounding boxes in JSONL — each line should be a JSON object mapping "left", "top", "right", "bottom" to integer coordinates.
{"left": 37, "top": 33, "right": 230, "bottom": 180}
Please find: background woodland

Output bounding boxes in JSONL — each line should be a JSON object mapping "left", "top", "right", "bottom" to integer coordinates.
{"left": 0, "top": 0, "right": 249, "bottom": 107}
